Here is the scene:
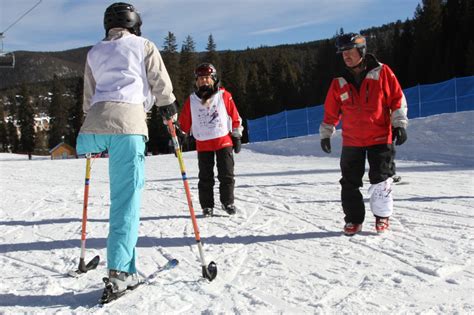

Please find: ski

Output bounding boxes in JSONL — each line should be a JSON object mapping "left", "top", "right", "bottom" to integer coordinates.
{"left": 67, "top": 255, "right": 100, "bottom": 278}
{"left": 99, "top": 258, "right": 179, "bottom": 305}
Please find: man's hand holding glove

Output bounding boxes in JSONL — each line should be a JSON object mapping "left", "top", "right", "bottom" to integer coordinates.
{"left": 392, "top": 127, "right": 407, "bottom": 145}
{"left": 321, "top": 138, "right": 331, "bottom": 153}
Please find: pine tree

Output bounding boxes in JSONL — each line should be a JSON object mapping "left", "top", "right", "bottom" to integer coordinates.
{"left": 256, "top": 59, "right": 274, "bottom": 113}
{"left": 412, "top": 0, "right": 443, "bottom": 83}
{"left": 0, "top": 101, "right": 7, "bottom": 152}
{"left": 18, "top": 85, "right": 35, "bottom": 159}
{"left": 245, "top": 65, "right": 260, "bottom": 118}
{"left": 48, "top": 75, "right": 69, "bottom": 149}
{"left": 465, "top": 41, "right": 474, "bottom": 75}
{"left": 205, "top": 34, "right": 220, "bottom": 68}
{"left": 396, "top": 19, "right": 415, "bottom": 87}
{"left": 300, "top": 52, "right": 319, "bottom": 106}
{"left": 162, "top": 31, "right": 182, "bottom": 103}
{"left": 221, "top": 51, "right": 246, "bottom": 107}
{"left": 163, "top": 31, "right": 178, "bottom": 53}
{"left": 313, "top": 39, "right": 338, "bottom": 104}
{"left": 67, "top": 78, "right": 84, "bottom": 148}
{"left": 6, "top": 93, "right": 19, "bottom": 152}
{"left": 271, "top": 55, "right": 299, "bottom": 113}
{"left": 6, "top": 120, "right": 18, "bottom": 153}
{"left": 179, "top": 35, "right": 198, "bottom": 97}
{"left": 459, "top": 0, "right": 474, "bottom": 76}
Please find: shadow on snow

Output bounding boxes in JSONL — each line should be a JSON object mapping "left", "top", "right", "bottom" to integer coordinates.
{"left": 0, "top": 231, "right": 342, "bottom": 254}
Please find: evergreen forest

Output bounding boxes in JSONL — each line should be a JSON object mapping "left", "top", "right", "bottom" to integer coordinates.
{"left": 0, "top": 0, "right": 473, "bottom": 156}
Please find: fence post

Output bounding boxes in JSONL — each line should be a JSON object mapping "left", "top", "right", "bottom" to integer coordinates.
{"left": 454, "top": 77, "right": 458, "bottom": 112}
{"left": 265, "top": 115, "right": 269, "bottom": 141}
{"left": 246, "top": 119, "right": 250, "bottom": 143}
{"left": 306, "top": 107, "right": 310, "bottom": 136}
{"left": 418, "top": 84, "right": 422, "bottom": 117}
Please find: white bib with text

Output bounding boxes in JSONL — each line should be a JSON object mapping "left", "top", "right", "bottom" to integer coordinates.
{"left": 190, "top": 91, "right": 231, "bottom": 141}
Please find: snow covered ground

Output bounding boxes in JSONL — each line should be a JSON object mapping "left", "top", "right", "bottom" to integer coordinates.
{"left": 0, "top": 111, "right": 473, "bottom": 314}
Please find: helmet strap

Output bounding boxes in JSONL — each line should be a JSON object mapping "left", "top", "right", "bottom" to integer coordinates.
{"left": 348, "top": 54, "right": 364, "bottom": 70}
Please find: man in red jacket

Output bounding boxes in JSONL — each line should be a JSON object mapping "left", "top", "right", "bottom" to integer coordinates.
{"left": 178, "top": 63, "right": 243, "bottom": 216}
{"left": 319, "top": 33, "right": 408, "bottom": 236}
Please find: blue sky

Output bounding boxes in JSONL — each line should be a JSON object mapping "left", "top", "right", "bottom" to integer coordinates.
{"left": 0, "top": 0, "right": 421, "bottom": 52}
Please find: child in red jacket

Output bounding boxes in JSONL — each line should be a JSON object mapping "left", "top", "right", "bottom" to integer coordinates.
{"left": 178, "top": 63, "right": 243, "bottom": 216}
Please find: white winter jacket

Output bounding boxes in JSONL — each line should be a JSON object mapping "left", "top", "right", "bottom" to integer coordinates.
{"left": 80, "top": 29, "right": 176, "bottom": 137}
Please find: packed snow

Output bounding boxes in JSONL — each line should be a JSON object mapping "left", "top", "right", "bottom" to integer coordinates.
{"left": 0, "top": 111, "right": 473, "bottom": 314}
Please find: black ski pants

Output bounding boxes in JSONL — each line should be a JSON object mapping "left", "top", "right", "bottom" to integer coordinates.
{"left": 197, "top": 146, "right": 235, "bottom": 209}
{"left": 339, "top": 144, "right": 394, "bottom": 224}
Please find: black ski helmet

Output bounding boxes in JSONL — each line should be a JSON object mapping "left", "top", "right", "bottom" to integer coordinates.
{"left": 335, "top": 33, "right": 366, "bottom": 57}
{"left": 194, "top": 63, "right": 219, "bottom": 83}
{"left": 104, "top": 2, "right": 142, "bottom": 36}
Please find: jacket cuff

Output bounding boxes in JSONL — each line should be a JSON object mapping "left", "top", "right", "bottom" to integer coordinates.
{"left": 232, "top": 126, "right": 243, "bottom": 138}
{"left": 319, "top": 122, "right": 335, "bottom": 139}
{"left": 391, "top": 109, "right": 408, "bottom": 129}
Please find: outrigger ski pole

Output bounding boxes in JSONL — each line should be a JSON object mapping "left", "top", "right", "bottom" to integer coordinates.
{"left": 167, "top": 119, "right": 217, "bottom": 281}
{"left": 69, "top": 153, "right": 100, "bottom": 277}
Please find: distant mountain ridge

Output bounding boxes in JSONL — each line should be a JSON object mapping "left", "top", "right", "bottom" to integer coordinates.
{"left": 0, "top": 46, "right": 91, "bottom": 89}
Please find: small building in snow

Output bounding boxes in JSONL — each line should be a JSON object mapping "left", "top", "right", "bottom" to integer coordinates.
{"left": 49, "top": 142, "right": 76, "bottom": 160}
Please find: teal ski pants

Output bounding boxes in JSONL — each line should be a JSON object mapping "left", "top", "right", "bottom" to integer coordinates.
{"left": 76, "top": 134, "right": 145, "bottom": 274}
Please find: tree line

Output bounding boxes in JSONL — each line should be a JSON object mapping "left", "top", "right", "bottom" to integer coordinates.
{"left": 0, "top": 0, "right": 472, "bottom": 157}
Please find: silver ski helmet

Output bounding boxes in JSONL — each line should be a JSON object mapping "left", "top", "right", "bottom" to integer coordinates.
{"left": 335, "top": 33, "right": 366, "bottom": 57}
{"left": 104, "top": 2, "right": 142, "bottom": 36}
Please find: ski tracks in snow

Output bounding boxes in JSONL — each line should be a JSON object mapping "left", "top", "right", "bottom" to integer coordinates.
{"left": 1, "top": 151, "right": 473, "bottom": 314}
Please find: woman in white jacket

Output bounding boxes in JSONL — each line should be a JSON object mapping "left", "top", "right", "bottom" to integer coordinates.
{"left": 76, "top": 2, "right": 178, "bottom": 296}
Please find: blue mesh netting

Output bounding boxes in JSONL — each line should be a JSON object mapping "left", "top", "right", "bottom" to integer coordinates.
{"left": 248, "top": 76, "right": 474, "bottom": 143}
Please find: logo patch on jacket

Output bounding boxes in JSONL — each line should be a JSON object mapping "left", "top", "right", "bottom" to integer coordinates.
{"left": 340, "top": 92, "right": 349, "bottom": 102}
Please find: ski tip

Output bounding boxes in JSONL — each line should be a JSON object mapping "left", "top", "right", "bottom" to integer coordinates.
{"left": 168, "top": 258, "right": 179, "bottom": 267}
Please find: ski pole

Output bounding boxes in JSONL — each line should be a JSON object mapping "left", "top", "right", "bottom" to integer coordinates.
{"left": 166, "top": 119, "right": 217, "bottom": 281}
{"left": 69, "top": 153, "right": 100, "bottom": 277}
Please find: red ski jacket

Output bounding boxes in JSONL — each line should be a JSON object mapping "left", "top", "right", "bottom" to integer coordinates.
{"left": 179, "top": 87, "right": 242, "bottom": 152}
{"left": 321, "top": 55, "right": 408, "bottom": 147}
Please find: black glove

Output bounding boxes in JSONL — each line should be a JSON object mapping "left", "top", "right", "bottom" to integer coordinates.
{"left": 159, "top": 101, "right": 178, "bottom": 122}
{"left": 232, "top": 136, "right": 241, "bottom": 154}
{"left": 321, "top": 138, "right": 331, "bottom": 153}
{"left": 392, "top": 127, "right": 407, "bottom": 146}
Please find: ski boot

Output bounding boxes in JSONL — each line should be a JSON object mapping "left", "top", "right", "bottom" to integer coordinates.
{"left": 343, "top": 223, "right": 362, "bottom": 236}
{"left": 99, "top": 270, "right": 140, "bottom": 304}
{"left": 222, "top": 204, "right": 236, "bottom": 215}
{"left": 375, "top": 217, "right": 390, "bottom": 233}
{"left": 203, "top": 208, "right": 214, "bottom": 216}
